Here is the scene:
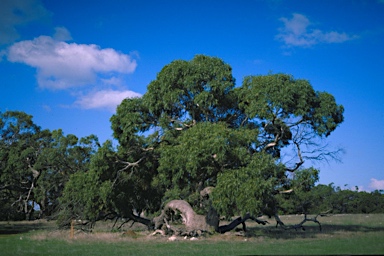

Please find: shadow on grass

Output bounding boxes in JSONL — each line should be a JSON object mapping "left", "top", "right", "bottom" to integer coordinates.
{"left": 246, "top": 223, "right": 384, "bottom": 239}
{"left": 0, "top": 221, "right": 55, "bottom": 235}
{"left": 2, "top": 215, "right": 384, "bottom": 241}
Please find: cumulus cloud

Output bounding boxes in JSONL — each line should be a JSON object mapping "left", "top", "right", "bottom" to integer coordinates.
{"left": 5, "top": 27, "right": 141, "bottom": 111}
{"left": 276, "top": 13, "right": 357, "bottom": 47}
{"left": 0, "top": 0, "right": 50, "bottom": 45}
{"left": 75, "top": 89, "right": 142, "bottom": 112}
{"left": 369, "top": 178, "right": 384, "bottom": 190}
{"left": 7, "top": 35, "right": 137, "bottom": 89}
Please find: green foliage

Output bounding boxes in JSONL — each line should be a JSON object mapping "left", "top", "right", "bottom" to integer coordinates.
{"left": 1, "top": 55, "right": 348, "bottom": 223}
{"left": 0, "top": 111, "right": 50, "bottom": 219}
{"left": 238, "top": 74, "right": 344, "bottom": 158}
{"left": 0, "top": 111, "right": 99, "bottom": 220}
{"left": 34, "top": 130, "right": 99, "bottom": 217}
{"left": 57, "top": 138, "right": 163, "bottom": 225}
{"left": 327, "top": 186, "right": 384, "bottom": 214}
{"left": 156, "top": 122, "right": 257, "bottom": 203}
{"left": 144, "top": 55, "right": 237, "bottom": 124}
{"left": 278, "top": 182, "right": 384, "bottom": 215}
{"left": 212, "top": 152, "right": 285, "bottom": 217}
{"left": 277, "top": 168, "right": 320, "bottom": 214}
{"left": 109, "top": 55, "right": 244, "bottom": 217}
{"left": 57, "top": 169, "right": 112, "bottom": 224}
{"left": 110, "top": 97, "right": 155, "bottom": 147}
{"left": 109, "top": 55, "right": 345, "bottom": 220}
{"left": 239, "top": 74, "right": 316, "bottom": 120}
{"left": 57, "top": 140, "right": 118, "bottom": 224}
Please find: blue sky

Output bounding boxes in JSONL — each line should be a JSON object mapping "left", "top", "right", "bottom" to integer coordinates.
{"left": 1, "top": 0, "right": 383, "bottom": 192}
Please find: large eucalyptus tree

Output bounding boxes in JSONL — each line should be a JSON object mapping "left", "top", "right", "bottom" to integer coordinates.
{"left": 73, "top": 55, "right": 343, "bottom": 233}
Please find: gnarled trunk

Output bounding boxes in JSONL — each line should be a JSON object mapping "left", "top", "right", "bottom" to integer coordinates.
{"left": 151, "top": 199, "right": 268, "bottom": 236}
{"left": 152, "top": 200, "right": 218, "bottom": 233}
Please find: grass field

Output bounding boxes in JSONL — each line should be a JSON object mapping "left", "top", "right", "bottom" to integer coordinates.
{"left": 1, "top": 214, "right": 383, "bottom": 255}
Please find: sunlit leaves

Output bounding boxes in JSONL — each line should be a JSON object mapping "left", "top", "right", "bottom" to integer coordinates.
{"left": 144, "top": 55, "right": 237, "bottom": 125}
{"left": 239, "top": 74, "right": 316, "bottom": 120}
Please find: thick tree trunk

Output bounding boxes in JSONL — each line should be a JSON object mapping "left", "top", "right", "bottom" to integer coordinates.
{"left": 151, "top": 199, "right": 268, "bottom": 236}
{"left": 153, "top": 200, "right": 218, "bottom": 233}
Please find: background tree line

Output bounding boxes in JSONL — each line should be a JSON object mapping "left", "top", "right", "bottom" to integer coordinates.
{"left": 0, "top": 111, "right": 99, "bottom": 221}
{"left": 278, "top": 181, "right": 384, "bottom": 215}
{"left": 1, "top": 55, "right": 382, "bottom": 232}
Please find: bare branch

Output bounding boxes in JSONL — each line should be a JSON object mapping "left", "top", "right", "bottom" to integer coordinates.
{"left": 264, "top": 126, "right": 283, "bottom": 150}
{"left": 170, "top": 118, "right": 196, "bottom": 131}
{"left": 279, "top": 188, "right": 293, "bottom": 194}
{"left": 26, "top": 157, "right": 40, "bottom": 178}
{"left": 274, "top": 213, "right": 325, "bottom": 231}
{"left": 282, "top": 122, "right": 343, "bottom": 172}
{"left": 116, "top": 157, "right": 144, "bottom": 169}
{"left": 285, "top": 141, "right": 304, "bottom": 172}
{"left": 112, "top": 157, "right": 145, "bottom": 187}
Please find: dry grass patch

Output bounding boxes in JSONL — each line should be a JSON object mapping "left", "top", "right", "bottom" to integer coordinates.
{"left": 10, "top": 214, "right": 384, "bottom": 244}
{"left": 30, "top": 230, "right": 150, "bottom": 243}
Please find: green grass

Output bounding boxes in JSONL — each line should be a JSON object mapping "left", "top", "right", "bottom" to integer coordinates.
{"left": 1, "top": 214, "right": 384, "bottom": 255}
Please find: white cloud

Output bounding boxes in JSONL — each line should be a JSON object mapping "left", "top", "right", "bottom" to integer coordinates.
{"left": 75, "top": 89, "right": 142, "bottom": 112}
{"left": 369, "top": 178, "right": 384, "bottom": 190}
{"left": 53, "top": 26, "right": 72, "bottom": 41}
{"left": 0, "top": 0, "right": 50, "bottom": 45}
{"left": 5, "top": 29, "right": 141, "bottom": 111}
{"left": 6, "top": 35, "right": 137, "bottom": 89}
{"left": 276, "top": 13, "right": 357, "bottom": 47}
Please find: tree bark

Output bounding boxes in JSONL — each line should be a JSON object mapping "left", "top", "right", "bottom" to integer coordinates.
{"left": 151, "top": 199, "right": 268, "bottom": 235}
{"left": 217, "top": 213, "right": 268, "bottom": 233}
{"left": 126, "top": 211, "right": 152, "bottom": 228}
{"left": 156, "top": 200, "right": 217, "bottom": 233}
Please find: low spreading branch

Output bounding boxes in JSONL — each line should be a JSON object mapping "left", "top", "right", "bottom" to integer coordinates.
{"left": 217, "top": 213, "right": 269, "bottom": 233}
{"left": 274, "top": 211, "right": 331, "bottom": 231}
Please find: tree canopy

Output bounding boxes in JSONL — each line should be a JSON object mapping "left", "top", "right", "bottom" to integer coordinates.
{"left": 1, "top": 55, "right": 357, "bottom": 234}
{"left": 0, "top": 111, "right": 99, "bottom": 220}
{"left": 103, "top": 55, "right": 345, "bottom": 230}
